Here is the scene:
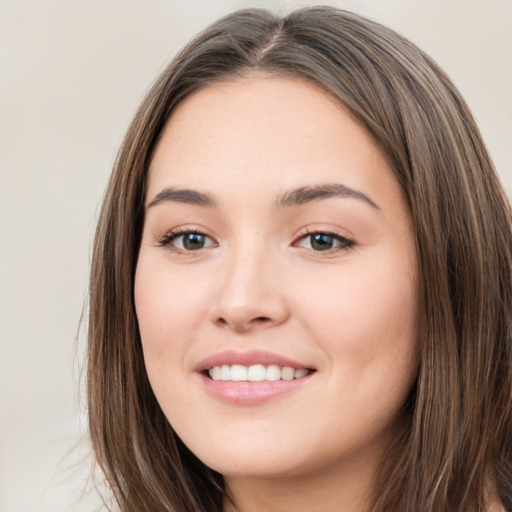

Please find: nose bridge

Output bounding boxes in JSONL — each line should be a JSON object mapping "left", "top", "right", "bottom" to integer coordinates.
{"left": 211, "top": 235, "right": 288, "bottom": 331}
{"left": 226, "top": 238, "right": 264, "bottom": 290}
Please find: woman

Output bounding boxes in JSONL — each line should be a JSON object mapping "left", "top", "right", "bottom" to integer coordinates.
{"left": 87, "top": 6, "right": 512, "bottom": 512}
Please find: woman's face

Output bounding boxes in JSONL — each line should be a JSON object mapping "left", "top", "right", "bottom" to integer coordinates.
{"left": 135, "top": 75, "right": 418, "bottom": 481}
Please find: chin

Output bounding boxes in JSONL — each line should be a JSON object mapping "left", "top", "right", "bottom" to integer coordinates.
{"left": 189, "top": 442, "right": 306, "bottom": 479}
{"left": 205, "top": 458, "right": 303, "bottom": 480}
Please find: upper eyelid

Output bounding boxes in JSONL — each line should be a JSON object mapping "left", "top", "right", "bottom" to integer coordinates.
{"left": 160, "top": 225, "right": 214, "bottom": 238}
{"left": 156, "top": 227, "right": 217, "bottom": 247}
{"left": 295, "top": 227, "right": 353, "bottom": 242}
{"left": 155, "top": 226, "right": 355, "bottom": 247}
{"left": 292, "top": 229, "right": 356, "bottom": 252}
{"left": 295, "top": 232, "right": 353, "bottom": 243}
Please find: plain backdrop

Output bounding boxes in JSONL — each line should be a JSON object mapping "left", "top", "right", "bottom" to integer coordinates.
{"left": 1, "top": 1, "right": 511, "bottom": 510}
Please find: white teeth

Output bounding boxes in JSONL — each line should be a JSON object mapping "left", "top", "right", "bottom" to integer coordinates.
{"left": 207, "top": 364, "right": 312, "bottom": 382}
{"left": 247, "top": 364, "right": 266, "bottom": 381}
{"left": 230, "top": 364, "right": 247, "bottom": 381}
{"left": 266, "top": 364, "right": 281, "bottom": 381}
{"left": 221, "top": 364, "right": 230, "bottom": 381}
{"left": 282, "top": 367, "right": 295, "bottom": 380}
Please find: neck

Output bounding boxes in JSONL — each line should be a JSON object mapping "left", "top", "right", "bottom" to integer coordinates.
{"left": 223, "top": 453, "right": 376, "bottom": 512}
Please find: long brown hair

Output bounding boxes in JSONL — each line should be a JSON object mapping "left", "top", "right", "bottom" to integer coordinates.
{"left": 87, "top": 7, "right": 512, "bottom": 511}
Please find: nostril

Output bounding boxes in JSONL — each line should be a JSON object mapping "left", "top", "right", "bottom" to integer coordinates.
{"left": 214, "top": 315, "right": 273, "bottom": 332}
{"left": 254, "top": 316, "right": 271, "bottom": 323}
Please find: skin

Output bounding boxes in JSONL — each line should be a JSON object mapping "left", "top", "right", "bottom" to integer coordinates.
{"left": 134, "top": 74, "right": 419, "bottom": 512}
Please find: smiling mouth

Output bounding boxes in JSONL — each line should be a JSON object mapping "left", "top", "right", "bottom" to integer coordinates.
{"left": 207, "top": 364, "right": 315, "bottom": 382}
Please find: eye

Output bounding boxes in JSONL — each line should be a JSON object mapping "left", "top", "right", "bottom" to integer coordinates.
{"left": 158, "top": 230, "right": 217, "bottom": 251}
{"left": 295, "top": 232, "right": 354, "bottom": 252}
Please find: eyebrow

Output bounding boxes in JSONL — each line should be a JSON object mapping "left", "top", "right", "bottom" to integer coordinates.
{"left": 275, "top": 183, "right": 379, "bottom": 210}
{"left": 147, "top": 187, "right": 217, "bottom": 209}
{"left": 146, "top": 183, "right": 379, "bottom": 210}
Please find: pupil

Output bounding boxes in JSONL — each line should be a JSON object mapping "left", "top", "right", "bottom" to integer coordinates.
{"left": 311, "top": 234, "right": 333, "bottom": 250}
{"left": 183, "top": 233, "right": 205, "bottom": 250}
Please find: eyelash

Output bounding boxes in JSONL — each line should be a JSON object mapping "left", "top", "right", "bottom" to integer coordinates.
{"left": 156, "top": 228, "right": 216, "bottom": 251}
{"left": 156, "top": 228, "right": 355, "bottom": 253}
{"left": 294, "top": 229, "right": 355, "bottom": 253}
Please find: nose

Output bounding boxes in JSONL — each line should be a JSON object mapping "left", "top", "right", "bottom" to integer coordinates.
{"left": 209, "top": 246, "right": 289, "bottom": 333}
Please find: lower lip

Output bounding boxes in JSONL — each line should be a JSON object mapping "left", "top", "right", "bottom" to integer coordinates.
{"left": 199, "top": 372, "right": 314, "bottom": 405}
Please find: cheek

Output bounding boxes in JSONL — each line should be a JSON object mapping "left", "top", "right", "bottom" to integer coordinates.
{"left": 301, "top": 259, "right": 416, "bottom": 326}
{"left": 133, "top": 258, "right": 216, "bottom": 417}
{"left": 300, "top": 268, "right": 418, "bottom": 453}
{"left": 295, "top": 254, "right": 418, "bottom": 380}
{"left": 134, "top": 258, "right": 210, "bottom": 365}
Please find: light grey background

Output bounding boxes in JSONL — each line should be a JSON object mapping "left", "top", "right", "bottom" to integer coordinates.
{"left": 1, "top": 1, "right": 511, "bottom": 510}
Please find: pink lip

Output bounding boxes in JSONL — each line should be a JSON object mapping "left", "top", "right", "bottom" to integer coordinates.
{"left": 195, "top": 350, "right": 313, "bottom": 372}
{"left": 200, "top": 375, "right": 313, "bottom": 405}
{"left": 195, "top": 350, "right": 316, "bottom": 405}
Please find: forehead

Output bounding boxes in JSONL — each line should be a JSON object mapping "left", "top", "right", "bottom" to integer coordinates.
{"left": 147, "top": 74, "right": 404, "bottom": 213}
{"left": 157, "top": 74, "right": 369, "bottom": 162}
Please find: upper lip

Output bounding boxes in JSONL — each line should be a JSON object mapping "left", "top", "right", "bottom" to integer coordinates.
{"left": 195, "top": 350, "right": 314, "bottom": 372}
